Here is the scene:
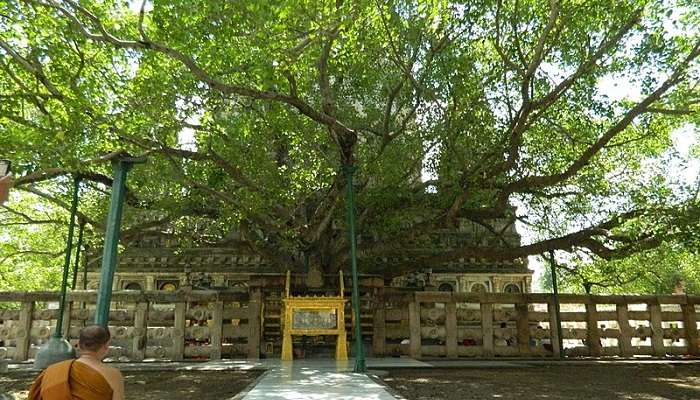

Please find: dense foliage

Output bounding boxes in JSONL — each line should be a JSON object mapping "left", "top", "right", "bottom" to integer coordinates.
{"left": 1, "top": 0, "right": 699, "bottom": 289}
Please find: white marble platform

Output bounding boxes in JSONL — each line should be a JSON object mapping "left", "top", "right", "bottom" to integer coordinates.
{"left": 235, "top": 358, "right": 421, "bottom": 400}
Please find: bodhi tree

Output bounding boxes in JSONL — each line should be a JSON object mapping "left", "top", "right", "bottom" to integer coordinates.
{"left": 0, "top": 0, "right": 699, "bottom": 286}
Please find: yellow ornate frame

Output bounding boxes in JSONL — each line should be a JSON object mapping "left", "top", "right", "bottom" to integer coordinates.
{"left": 281, "top": 271, "right": 348, "bottom": 361}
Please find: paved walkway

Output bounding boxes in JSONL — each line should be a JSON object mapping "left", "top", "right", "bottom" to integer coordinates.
{"left": 237, "top": 358, "right": 428, "bottom": 400}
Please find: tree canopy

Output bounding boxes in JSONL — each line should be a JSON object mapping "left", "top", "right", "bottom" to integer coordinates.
{"left": 1, "top": 0, "right": 699, "bottom": 286}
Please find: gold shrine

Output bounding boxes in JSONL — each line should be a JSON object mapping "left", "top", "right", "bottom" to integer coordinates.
{"left": 281, "top": 271, "right": 348, "bottom": 361}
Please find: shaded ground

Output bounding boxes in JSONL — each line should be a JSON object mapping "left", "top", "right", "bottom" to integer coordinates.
{"left": 1, "top": 368, "right": 263, "bottom": 400}
{"left": 383, "top": 364, "right": 700, "bottom": 400}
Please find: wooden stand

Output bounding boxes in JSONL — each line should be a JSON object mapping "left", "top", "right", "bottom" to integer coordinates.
{"left": 281, "top": 271, "right": 348, "bottom": 361}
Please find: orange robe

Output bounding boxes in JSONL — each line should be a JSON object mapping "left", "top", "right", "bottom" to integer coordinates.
{"left": 28, "top": 360, "right": 113, "bottom": 400}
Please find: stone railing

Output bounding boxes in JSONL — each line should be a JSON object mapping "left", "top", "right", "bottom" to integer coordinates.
{"left": 372, "top": 291, "right": 700, "bottom": 358}
{"left": 0, "top": 290, "right": 261, "bottom": 362}
{"left": 1, "top": 290, "right": 698, "bottom": 361}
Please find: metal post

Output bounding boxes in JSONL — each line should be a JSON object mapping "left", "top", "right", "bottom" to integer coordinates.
{"left": 71, "top": 220, "right": 86, "bottom": 290}
{"left": 342, "top": 164, "right": 366, "bottom": 372}
{"left": 82, "top": 257, "right": 89, "bottom": 290}
{"left": 55, "top": 176, "right": 81, "bottom": 338}
{"left": 95, "top": 157, "right": 143, "bottom": 326}
{"left": 549, "top": 250, "right": 564, "bottom": 359}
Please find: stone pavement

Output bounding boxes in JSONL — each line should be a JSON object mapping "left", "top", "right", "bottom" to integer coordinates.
{"left": 174, "top": 357, "right": 700, "bottom": 399}
{"left": 237, "top": 360, "right": 398, "bottom": 400}
{"left": 186, "top": 358, "right": 428, "bottom": 400}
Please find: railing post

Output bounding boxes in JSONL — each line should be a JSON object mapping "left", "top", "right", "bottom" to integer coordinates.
{"left": 516, "top": 301, "right": 530, "bottom": 355}
{"left": 210, "top": 300, "right": 224, "bottom": 360}
{"left": 648, "top": 300, "right": 665, "bottom": 356}
{"left": 172, "top": 302, "right": 186, "bottom": 361}
{"left": 61, "top": 301, "right": 73, "bottom": 339}
{"left": 408, "top": 294, "right": 421, "bottom": 358}
{"left": 372, "top": 287, "right": 386, "bottom": 357}
{"left": 132, "top": 302, "right": 148, "bottom": 361}
{"left": 247, "top": 289, "right": 262, "bottom": 359}
{"left": 481, "top": 301, "right": 494, "bottom": 357}
{"left": 585, "top": 301, "right": 602, "bottom": 356}
{"left": 616, "top": 303, "right": 633, "bottom": 357}
{"left": 681, "top": 297, "right": 698, "bottom": 356}
{"left": 445, "top": 297, "right": 458, "bottom": 359}
{"left": 15, "top": 301, "right": 34, "bottom": 361}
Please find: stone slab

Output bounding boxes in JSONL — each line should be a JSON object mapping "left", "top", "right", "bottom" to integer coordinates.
{"left": 239, "top": 359, "right": 399, "bottom": 400}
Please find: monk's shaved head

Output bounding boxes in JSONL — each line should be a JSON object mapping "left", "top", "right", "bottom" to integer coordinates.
{"left": 79, "top": 325, "right": 111, "bottom": 352}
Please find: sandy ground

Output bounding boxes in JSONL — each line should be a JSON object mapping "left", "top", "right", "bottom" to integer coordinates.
{"left": 382, "top": 364, "right": 700, "bottom": 400}
{"left": 0, "top": 368, "right": 262, "bottom": 400}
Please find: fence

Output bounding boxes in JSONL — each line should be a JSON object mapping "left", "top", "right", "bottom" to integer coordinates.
{"left": 0, "top": 290, "right": 698, "bottom": 361}
{"left": 0, "top": 290, "right": 260, "bottom": 362}
{"left": 374, "top": 292, "right": 700, "bottom": 358}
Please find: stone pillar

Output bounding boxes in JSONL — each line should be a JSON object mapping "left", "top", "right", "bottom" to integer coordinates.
{"left": 648, "top": 301, "right": 665, "bottom": 356}
{"left": 516, "top": 302, "right": 530, "bottom": 355}
{"left": 681, "top": 299, "right": 698, "bottom": 356}
{"left": 616, "top": 304, "right": 633, "bottom": 357}
{"left": 408, "top": 297, "right": 421, "bottom": 358}
{"left": 171, "top": 302, "right": 186, "bottom": 361}
{"left": 445, "top": 299, "right": 458, "bottom": 359}
{"left": 585, "top": 303, "right": 602, "bottom": 356}
{"left": 247, "top": 289, "right": 262, "bottom": 359}
{"left": 61, "top": 301, "right": 73, "bottom": 339}
{"left": 481, "top": 302, "right": 494, "bottom": 357}
{"left": 131, "top": 302, "right": 148, "bottom": 361}
{"left": 210, "top": 301, "right": 224, "bottom": 360}
{"left": 372, "top": 288, "right": 386, "bottom": 357}
{"left": 15, "top": 301, "right": 34, "bottom": 362}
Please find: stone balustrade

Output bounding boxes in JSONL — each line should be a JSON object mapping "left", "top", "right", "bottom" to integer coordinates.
{"left": 0, "top": 290, "right": 259, "bottom": 362}
{"left": 0, "top": 290, "right": 697, "bottom": 361}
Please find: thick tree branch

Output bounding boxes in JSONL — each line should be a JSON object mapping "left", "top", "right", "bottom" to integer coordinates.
{"left": 0, "top": 38, "right": 64, "bottom": 99}
{"left": 35, "top": 0, "right": 358, "bottom": 140}
{"left": 0, "top": 205, "right": 59, "bottom": 225}
{"left": 500, "top": 38, "right": 700, "bottom": 201}
{"left": 368, "top": 205, "right": 690, "bottom": 277}
{"left": 502, "top": 8, "right": 643, "bottom": 173}
{"left": 17, "top": 186, "right": 101, "bottom": 229}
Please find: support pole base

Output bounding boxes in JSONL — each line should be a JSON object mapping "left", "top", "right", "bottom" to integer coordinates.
{"left": 354, "top": 357, "right": 366, "bottom": 373}
{"left": 34, "top": 337, "right": 76, "bottom": 369}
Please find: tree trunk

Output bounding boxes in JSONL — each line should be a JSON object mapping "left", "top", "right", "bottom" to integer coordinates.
{"left": 306, "top": 259, "right": 324, "bottom": 288}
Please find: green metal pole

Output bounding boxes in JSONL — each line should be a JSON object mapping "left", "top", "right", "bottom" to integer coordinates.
{"left": 54, "top": 176, "right": 81, "bottom": 338}
{"left": 71, "top": 220, "right": 86, "bottom": 290}
{"left": 342, "top": 164, "right": 366, "bottom": 373}
{"left": 549, "top": 250, "right": 564, "bottom": 359}
{"left": 82, "top": 256, "right": 89, "bottom": 290}
{"left": 95, "top": 159, "right": 134, "bottom": 327}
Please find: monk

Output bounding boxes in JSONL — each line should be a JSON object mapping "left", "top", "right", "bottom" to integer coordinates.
{"left": 28, "top": 325, "right": 125, "bottom": 400}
